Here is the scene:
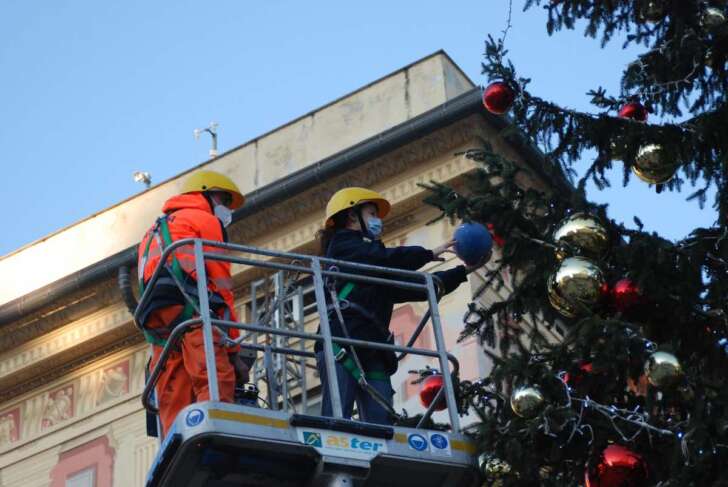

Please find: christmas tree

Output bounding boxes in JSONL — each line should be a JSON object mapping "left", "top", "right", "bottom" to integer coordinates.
{"left": 424, "top": 0, "right": 728, "bottom": 485}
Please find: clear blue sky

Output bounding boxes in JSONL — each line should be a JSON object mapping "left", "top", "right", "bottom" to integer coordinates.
{"left": 0, "top": 0, "right": 716, "bottom": 257}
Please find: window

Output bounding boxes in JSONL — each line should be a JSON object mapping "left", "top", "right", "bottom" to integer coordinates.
{"left": 66, "top": 467, "right": 95, "bottom": 487}
{"left": 50, "top": 437, "right": 113, "bottom": 487}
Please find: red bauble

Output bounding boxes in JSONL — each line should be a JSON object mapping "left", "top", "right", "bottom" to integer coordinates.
{"left": 563, "top": 362, "right": 594, "bottom": 386}
{"left": 486, "top": 223, "right": 506, "bottom": 247}
{"left": 612, "top": 278, "right": 643, "bottom": 313}
{"left": 618, "top": 102, "right": 648, "bottom": 122}
{"left": 483, "top": 82, "right": 516, "bottom": 115}
{"left": 419, "top": 374, "right": 447, "bottom": 411}
{"left": 585, "top": 445, "right": 649, "bottom": 487}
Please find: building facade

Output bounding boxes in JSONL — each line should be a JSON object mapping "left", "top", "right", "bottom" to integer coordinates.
{"left": 0, "top": 52, "right": 557, "bottom": 487}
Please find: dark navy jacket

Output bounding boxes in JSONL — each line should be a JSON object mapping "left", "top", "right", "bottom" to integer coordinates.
{"left": 315, "top": 229, "right": 468, "bottom": 375}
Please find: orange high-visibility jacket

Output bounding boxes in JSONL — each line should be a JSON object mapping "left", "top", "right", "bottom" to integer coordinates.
{"left": 138, "top": 192, "right": 239, "bottom": 335}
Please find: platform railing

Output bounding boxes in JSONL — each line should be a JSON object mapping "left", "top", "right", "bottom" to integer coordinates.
{"left": 135, "top": 238, "right": 463, "bottom": 431}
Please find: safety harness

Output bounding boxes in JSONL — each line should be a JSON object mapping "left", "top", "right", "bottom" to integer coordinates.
{"left": 330, "top": 282, "right": 388, "bottom": 382}
{"left": 326, "top": 262, "right": 400, "bottom": 420}
{"left": 138, "top": 215, "right": 229, "bottom": 346}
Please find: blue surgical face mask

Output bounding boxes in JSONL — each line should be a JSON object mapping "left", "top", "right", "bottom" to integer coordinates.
{"left": 366, "top": 217, "right": 383, "bottom": 238}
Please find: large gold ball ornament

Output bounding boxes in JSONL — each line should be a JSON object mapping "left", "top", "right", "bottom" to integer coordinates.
{"left": 644, "top": 351, "right": 683, "bottom": 389}
{"left": 632, "top": 144, "right": 678, "bottom": 184}
{"left": 547, "top": 257, "right": 606, "bottom": 317}
{"left": 702, "top": 7, "right": 728, "bottom": 32}
{"left": 552, "top": 213, "right": 609, "bottom": 261}
{"left": 510, "top": 385, "right": 545, "bottom": 418}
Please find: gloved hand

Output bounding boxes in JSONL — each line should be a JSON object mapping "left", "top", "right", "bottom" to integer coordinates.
{"left": 431, "top": 238, "right": 456, "bottom": 261}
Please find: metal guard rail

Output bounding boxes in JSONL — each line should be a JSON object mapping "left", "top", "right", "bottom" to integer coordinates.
{"left": 135, "top": 238, "right": 463, "bottom": 431}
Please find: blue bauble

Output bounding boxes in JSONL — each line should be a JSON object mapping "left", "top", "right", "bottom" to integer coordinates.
{"left": 454, "top": 223, "right": 493, "bottom": 266}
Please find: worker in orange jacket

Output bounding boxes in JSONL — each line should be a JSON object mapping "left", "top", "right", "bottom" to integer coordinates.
{"left": 137, "top": 170, "right": 245, "bottom": 437}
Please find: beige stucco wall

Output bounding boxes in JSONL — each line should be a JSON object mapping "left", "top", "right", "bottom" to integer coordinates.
{"left": 0, "top": 52, "right": 474, "bottom": 305}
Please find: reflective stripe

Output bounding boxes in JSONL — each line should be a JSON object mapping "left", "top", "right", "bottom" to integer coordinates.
{"left": 144, "top": 243, "right": 227, "bottom": 272}
{"left": 211, "top": 276, "right": 233, "bottom": 290}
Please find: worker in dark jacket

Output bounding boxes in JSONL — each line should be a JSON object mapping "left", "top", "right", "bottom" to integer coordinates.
{"left": 315, "top": 187, "right": 476, "bottom": 425}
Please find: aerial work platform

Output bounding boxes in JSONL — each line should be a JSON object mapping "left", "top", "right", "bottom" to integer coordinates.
{"left": 135, "top": 238, "right": 480, "bottom": 487}
{"left": 145, "top": 402, "right": 477, "bottom": 487}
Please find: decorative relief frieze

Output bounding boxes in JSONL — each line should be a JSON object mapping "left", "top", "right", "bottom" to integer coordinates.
{"left": 0, "top": 346, "right": 147, "bottom": 455}
{"left": 0, "top": 407, "right": 20, "bottom": 448}
{"left": 40, "top": 384, "right": 75, "bottom": 430}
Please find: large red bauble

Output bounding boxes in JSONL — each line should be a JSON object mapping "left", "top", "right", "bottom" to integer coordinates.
{"left": 483, "top": 82, "right": 516, "bottom": 115}
{"left": 419, "top": 374, "right": 447, "bottom": 411}
{"left": 618, "top": 102, "right": 648, "bottom": 122}
{"left": 486, "top": 223, "right": 506, "bottom": 247}
{"left": 612, "top": 278, "right": 643, "bottom": 313}
{"left": 585, "top": 445, "right": 649, "bottom": 487}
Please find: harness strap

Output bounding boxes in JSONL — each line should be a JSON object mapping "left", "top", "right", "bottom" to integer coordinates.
{"left": 328, "top": 282, "right": 398, "bottom": 418}
{"left": 138, "top": 216, "right": 202, "bottom": 345}
{"left": 323, "top": 238, "right": 400, "bottom": 418}
{"left": 338, "top": 282, "right": 355, "bottom": 301}
{"left": 331, "top": 342, "right": 388, "bottom": 381}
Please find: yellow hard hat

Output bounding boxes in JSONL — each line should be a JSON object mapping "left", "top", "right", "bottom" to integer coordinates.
{"left": 325, "top": 187, "right": 391, "bottom": 227}
{"left": 182, "top": 170, "right": 245, "bottom": 209}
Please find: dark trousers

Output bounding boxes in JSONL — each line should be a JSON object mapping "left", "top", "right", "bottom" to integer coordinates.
{"left": 315, "top": 351, "right": 395, "bottom": 425}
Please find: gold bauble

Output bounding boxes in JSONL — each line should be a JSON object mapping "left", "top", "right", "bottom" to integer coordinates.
{"left": 702, "top": 7, "right": 728, "bottom": 32}
{"left": 510, "top": 385, "right": 545, "bottom": 418}
{"left": 632, "top": 144, "right": 678, "bottom": 184}
{"left": 644, "top": 351, "right": 683, "bottom": 389}
{"left": 478, "top": 453, "right": 512, "bottom": 479}
{"left": 552, "top": 212, "right": 609, "bottom": 260}
{"left": 640, "top": 0, "right": 664, "bottom": 22}
{"left": 547, "top": 257, "right": 606, "bottom": 318}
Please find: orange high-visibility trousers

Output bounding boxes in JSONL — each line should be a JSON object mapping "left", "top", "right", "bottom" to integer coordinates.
{"left": 147, "top": 306, "right": 235, "bottom": 437}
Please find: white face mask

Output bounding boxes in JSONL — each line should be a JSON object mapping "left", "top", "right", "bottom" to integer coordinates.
{"left": 214, "top": 204, "right": 232, "bottom": 228}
